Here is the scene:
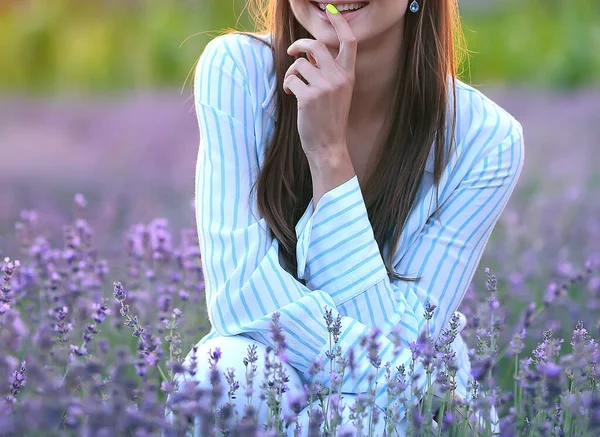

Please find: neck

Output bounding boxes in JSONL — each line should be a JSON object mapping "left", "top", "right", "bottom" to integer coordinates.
{"left": 344, "top": 22, "right": 405, "bottom": 126}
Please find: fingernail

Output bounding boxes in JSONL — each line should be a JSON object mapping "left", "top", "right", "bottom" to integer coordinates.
{"left": 326, "top": 3, "right": 338, "bottom": 14}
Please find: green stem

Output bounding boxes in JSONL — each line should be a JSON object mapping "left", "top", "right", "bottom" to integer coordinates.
{"left": 324, "top": 331, "right": 333, "bottom": 432}
{"left": 424, "top": 372, "right": 435, "bottom": 436}
{"left": 494, "top": 305, "right": 548, "bottom": 366}
{"left": 435, "top": 394, "right": 447, "bottom": 437}
{"left": 367, "top": 377, "right": 378, "bottom": 437}
{"left": 333, "top": 354, "right": 345, "bottom": 437}
{"left": 157, "top": 363, "right": 168, "bottom": 382}
{"left": 514, "top": 353, "right": 519, "bottom": 415}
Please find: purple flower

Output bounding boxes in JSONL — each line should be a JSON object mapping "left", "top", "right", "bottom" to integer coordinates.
{"left": 537, "top": 361, "right": 562, "bottom": 379}
{"left": 470, "top": 357, "right": 493, "bottom": 382}
{"left": 424, "top": 301, "right": 437, "bottom": 320}
{"left": 209, "top": 347, "right": 222, "bottom": 364}
{"left": 442, "top": 410, "right": 455, "bottom": 430}
{"left": 113, "top": 282, "right": 127, "bottom": 302}
{"left": 287, "top": 391, "right": 308, "bottom": 415}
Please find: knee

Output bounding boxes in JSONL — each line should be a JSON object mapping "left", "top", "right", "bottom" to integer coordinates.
{"left": 169, "top": 334, "right": 306, "bottom": 429}
{"left": 292, "top": 393, "right": 406, "bottom": 437}
{"left": 184, "top": 334, "right": 304, "bottom": 391}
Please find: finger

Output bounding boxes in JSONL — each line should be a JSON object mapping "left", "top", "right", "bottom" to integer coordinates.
{"left": 325, "top": 3, "right": 358, "bottom": 72}
{"left": 284, "top": 57, "right": 324, "bottom": 87}
{"left": 287, "top": 39, "right": 337, "bottom": 73}
{"left": 283, "top": 74, "right": 310, "bottom": 97}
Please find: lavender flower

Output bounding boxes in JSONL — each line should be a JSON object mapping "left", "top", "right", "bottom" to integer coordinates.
{"left": 1, "top": 156, "right": 600, "bottom": 436}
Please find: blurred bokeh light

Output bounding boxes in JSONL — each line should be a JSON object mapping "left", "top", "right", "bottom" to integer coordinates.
{"left": 1, "top": 0, "right": 599, "bottom": 239}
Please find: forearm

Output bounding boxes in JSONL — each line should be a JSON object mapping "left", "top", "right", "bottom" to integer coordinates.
{"left": 306, "top": 147, "right": 356, "bottom": 206}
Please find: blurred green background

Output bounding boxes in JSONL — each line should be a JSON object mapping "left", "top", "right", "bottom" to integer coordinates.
{"left": 1, "top": 0, "right": 600, "bottom": 94}
{"left": 1, "top": 0, "right": 599, "bottom": 400}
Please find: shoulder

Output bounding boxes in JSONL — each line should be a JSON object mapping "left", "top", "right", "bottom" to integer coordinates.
{"left": 452, "top": 78, "right": 524, "bottom": 169}
{"left": 194, "top": 32, "right": 277, "bottom": 117}
{"left": 198, "top": 32, "right": 272, "bottom": 72}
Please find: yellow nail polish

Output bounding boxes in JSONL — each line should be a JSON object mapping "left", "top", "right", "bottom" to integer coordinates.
{"left": 326, "top": 3, "right": 338, "bottom": 14}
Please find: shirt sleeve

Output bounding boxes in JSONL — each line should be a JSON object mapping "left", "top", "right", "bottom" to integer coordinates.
{"left": 195, "top": 35, "right": 332, "bottom": 374}
{"left": 295, "top": 105, "right": 525, "bottom": 413}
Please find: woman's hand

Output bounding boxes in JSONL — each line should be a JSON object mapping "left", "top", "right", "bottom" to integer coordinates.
{"left": 283, "top": 4, "right": 357, "bottom": 161}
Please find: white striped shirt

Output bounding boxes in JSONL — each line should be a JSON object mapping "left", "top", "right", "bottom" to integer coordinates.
{"left": 192, "top": 31, "right": 524, "bottom": 417}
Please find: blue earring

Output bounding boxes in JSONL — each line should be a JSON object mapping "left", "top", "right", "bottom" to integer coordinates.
{"left": 409, "top": 0, "right": 419, "bottom": 13}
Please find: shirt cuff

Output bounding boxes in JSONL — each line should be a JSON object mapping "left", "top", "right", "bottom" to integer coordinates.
{"left": 295, "top": 175, "right": 388, "bottom": 306}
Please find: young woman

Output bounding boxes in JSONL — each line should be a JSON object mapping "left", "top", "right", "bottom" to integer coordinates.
{"left": 167, "top": 0, "right": 524, "bottom": 434}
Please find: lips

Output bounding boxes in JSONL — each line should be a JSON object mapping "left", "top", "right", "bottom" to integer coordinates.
{"left": 311, "top": 2, "right": 369, "bottom": 12}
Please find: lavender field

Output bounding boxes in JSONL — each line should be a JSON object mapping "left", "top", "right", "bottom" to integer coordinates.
{"left": 1, "top": 85, "right": 600, "bottom": 436}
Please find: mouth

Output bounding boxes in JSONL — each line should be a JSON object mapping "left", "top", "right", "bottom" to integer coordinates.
{"left": 310, "top": 2, "right": 369, "bottom": 16}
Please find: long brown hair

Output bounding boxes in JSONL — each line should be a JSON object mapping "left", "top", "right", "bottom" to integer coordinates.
{"left": 214, "top": 0, "right": 467, "bottom": 284}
